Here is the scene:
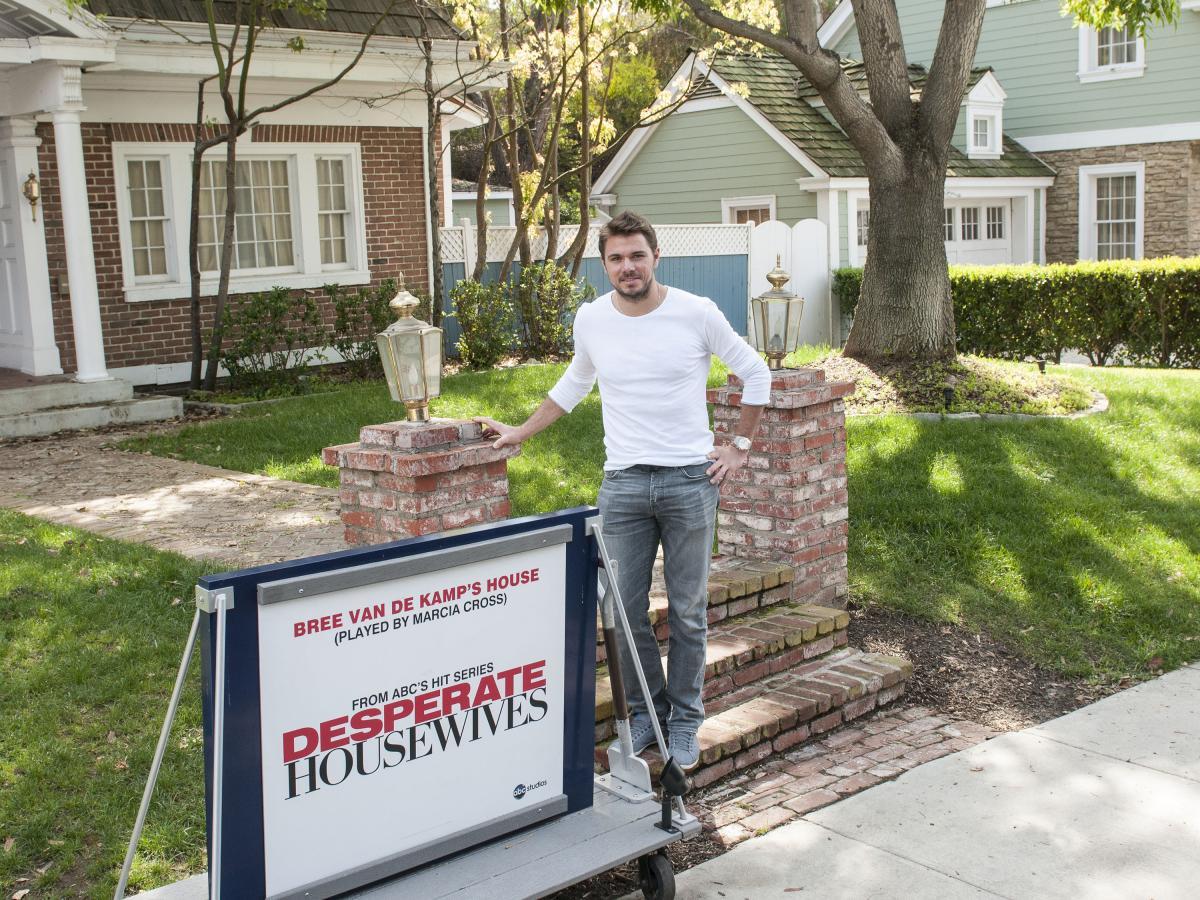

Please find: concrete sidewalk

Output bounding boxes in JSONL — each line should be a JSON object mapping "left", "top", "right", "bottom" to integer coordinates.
{"left": 667, "top": 662, "right": 1200, "bottom": 900}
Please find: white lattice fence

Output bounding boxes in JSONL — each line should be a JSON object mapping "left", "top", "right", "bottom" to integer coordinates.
{"left": 439, "top": 223, "right": 751, "bottom": 265}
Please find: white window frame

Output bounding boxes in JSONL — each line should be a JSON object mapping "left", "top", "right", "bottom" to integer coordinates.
{"left": 966, "top": 109, "right": 1001, "bottom": 159}
{"left": 1077, "top": 161, "right": 1144, "bottom": 260}
{"left": 847, "top": 190, "right": 869, "bottom": 266}
{"left": 721, "top": 194, "right": 776, "bottom": 225}
{"left": 986, "top": 205, "right": 1006, "bottom": 240}
{"left": 120, "top": 155, "right": 177, "bottom": 286}
{"left": 1078, "top": 25, "right": 1145, "bottom": 83}
{"left": 112, "top": 141, "right": 370, "bottom": 303}
{"left": 943, "top": 207, "right": 956, "bottom": 242}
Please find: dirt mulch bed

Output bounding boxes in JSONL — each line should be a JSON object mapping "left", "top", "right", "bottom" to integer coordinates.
{"left": 809, "top": 354, "right": 1094, "bottom": 417}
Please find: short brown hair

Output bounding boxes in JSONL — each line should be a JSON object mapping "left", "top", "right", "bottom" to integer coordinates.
{"left": 599, "top": 211, "right": 658, "bottom": 258}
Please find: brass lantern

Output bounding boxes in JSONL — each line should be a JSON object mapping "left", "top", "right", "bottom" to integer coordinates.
{"left": 376, "top": 288, "right": 443, "bottom": 421}
{"left": 22, "top": 173, "right": 40, "bottom": 222}
{"left": 752, "top": 256, "right": 805, "bottom": 370}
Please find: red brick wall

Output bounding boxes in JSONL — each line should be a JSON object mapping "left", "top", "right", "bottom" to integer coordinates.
{"left": 37, "top": 121, "right": 432, "bottom": 377}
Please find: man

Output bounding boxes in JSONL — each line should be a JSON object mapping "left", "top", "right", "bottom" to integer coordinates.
{"left": 475, "top": 211, "right": 770, "bottom": 770}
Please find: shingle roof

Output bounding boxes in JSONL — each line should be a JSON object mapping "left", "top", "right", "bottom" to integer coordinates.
{"left": 705, "top": 52, "right": 1052, "bottom": 179}
{"left": 87, "top": 0, "right": 460, "bottom": 41}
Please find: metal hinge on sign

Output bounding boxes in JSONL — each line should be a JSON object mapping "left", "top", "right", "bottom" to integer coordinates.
{"left": 195, "top": 585, "right": 235, "bottom": 614}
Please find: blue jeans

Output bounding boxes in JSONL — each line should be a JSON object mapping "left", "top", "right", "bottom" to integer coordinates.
{"left": 597, "top": 463, "right": 719, "bottom": 734}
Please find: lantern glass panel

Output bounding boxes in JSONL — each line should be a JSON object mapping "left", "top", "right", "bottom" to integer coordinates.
{"left": 785, "top": 297, "right": 805, "bottom": 350}
{"left": 422, "top": 327, "right": 442, "bottom": 398}
{"left": 767, "top": 301, "right": 790, "bottom": 354}
{"left": 395, "top": 334, "right": 428, "bottom": 403}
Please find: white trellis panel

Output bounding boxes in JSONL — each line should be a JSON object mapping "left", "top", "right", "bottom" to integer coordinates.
{"left": 749, "top": 219, "right": 832, "bottom": 349}
{"left": 442, "top": 223, "right": 751, "bottom": 266}
{"left": 439, "top": 226, "right": 465, "bottom": 263}
{"left": 657, "top": 224, "right": 751, "bottom": 258}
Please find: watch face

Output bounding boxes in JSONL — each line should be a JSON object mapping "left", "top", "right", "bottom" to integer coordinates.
{"left": 733, "top": 436, "right": 752, "bottom": 451}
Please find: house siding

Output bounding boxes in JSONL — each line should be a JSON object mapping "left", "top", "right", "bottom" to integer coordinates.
{"left": 1037, "top": 141, "right": 1200, "bottom": 262}
{"left": 833, "top": 0, "right": 1200, "bottom": 139}
{"left": 36, "top": 122, "right": 431, "bottom": 375}
{"left": 451, "top": 196, "right": 512, "bottom": 227}
{"left": 610, "top": 105, "right": 817, "bottom": 224}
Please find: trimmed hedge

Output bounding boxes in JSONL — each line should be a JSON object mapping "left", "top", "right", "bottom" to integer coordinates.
{"left": 832, "top": 258, "right": 1200, "bottom": 367}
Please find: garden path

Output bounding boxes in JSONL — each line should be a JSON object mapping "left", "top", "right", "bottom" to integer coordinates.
{"left": 0, "top": 425, "right": 344, "bottom": 569}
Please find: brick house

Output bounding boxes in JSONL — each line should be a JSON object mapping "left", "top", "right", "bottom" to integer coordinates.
{"left": 0, "top": 0, "right": 497, "bottom": 390}
{"left": 820, "top": 0, "right": 1200, "bottom": 263}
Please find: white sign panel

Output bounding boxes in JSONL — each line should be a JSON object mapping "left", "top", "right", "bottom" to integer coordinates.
{"left": 257, "top": 543, "right": 567, "bottom": 897}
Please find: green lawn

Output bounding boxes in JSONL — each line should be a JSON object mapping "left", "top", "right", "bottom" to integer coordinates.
{"left": 122, "top": 361, "right": 1200, "bottom": 682}
{"left": 3, "top": 362, "right": 1198, "bottom": 895}
{"left": 0, "top": 512, "right": 215, "bottom": 897}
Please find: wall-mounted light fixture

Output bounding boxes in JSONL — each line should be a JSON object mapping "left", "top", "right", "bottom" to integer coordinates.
{"left": 22, "top": 173, "right": 40, "bottom": 222}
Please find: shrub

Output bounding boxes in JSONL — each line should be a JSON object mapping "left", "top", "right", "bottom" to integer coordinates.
{"left": 832, "top": 257, "right": 1200, "bottom": 367}
{"left": 220, "top": 287, "right": 325, "bottom": 396}
{"left": 514, "top": 261, "right": 590, "bottom": 358}
{"left": 326, "top": 279, "right": 395, "bottom": 379}
{"left": 450, "top": 279, "right": 516, "bottom": 369}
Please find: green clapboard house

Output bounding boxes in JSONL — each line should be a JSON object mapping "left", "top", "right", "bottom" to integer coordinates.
{"left": 593, "top": 0, "right": 1200, "bottom": 268}
{"left": 823, "top": 0, "right": 1200, "bottom": 263}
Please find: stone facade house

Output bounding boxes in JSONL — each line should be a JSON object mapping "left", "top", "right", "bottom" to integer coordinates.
{"left": 0, "top": 0, "right": 496, "bottom": 391}
{"left": 822, "top": 0, "right": 1200, "bottom": 263}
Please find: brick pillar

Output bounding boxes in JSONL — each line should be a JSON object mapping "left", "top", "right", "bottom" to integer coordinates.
{"left": 322, "top": 419, "right": 518, "bottom": 546}
{"left": 708, "top": 368, "right": 854, "bottom": 608}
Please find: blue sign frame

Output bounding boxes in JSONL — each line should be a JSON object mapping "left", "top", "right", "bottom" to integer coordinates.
{"left": 198, "top": 507, "right": 599, "bottom": 897}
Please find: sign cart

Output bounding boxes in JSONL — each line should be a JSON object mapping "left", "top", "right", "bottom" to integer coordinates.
{"left": 119, "top": 506, "right": 698, "bottom": 899}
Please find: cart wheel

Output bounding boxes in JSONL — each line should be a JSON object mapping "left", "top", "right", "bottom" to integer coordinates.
{"left": 638, "top": 851, "right": 675, "bottom": 900}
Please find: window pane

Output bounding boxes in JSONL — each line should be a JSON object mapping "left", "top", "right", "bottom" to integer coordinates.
{"left": 275, "top": 214, "right": 293, "bottom": 241}
{"left": 961, "top": 207, "right": 980, "bottom": 241}
{"left": 146, "top": 219, "right": 165, "bottom": 249}
{"left": 943, "top": 208, "right": 955, "bottom": 241}
{"left": 856, "top": 208, "right": 869, "bottom": 246}
{"left": 275, "top": 241, "right": 294, "bottom": 267}
{"left": 149, "top": 247, "right": 167, "bottom": 274}
{"left": 133, "top": 248, "right": 150, "bottom": 277}
{"left": 986, "top": 206, "right": 1005, "bottom": 240}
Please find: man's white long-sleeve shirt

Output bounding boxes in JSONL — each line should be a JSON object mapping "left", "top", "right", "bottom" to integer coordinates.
{"left": 548, "top": 287, "right": 772, "bottom": 470}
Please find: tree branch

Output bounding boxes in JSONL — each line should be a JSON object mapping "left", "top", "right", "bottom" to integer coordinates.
{"left": 917, "top": 0, "right": 987, "bottom": 150}
{"left": 678, "top": 0, "right": 902, "bottom": 172}
{"left": 850, "top": 0, "right": 913, "bottom": 136}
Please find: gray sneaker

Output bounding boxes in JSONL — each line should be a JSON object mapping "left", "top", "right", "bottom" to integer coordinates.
{"left": 668, "top": 730, "right": 701, "bottom": 771}
{"left": 610, "top": 713, "right": 657, "bottom": 754}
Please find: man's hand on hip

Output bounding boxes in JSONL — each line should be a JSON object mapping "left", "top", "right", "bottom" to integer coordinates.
{"left": 705, "top": 444, "right": 749, "bottom": 488}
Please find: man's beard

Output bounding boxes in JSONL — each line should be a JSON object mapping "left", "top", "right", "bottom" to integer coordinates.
{"left": 615, "top": 276, "right": 655, "bottom": 303}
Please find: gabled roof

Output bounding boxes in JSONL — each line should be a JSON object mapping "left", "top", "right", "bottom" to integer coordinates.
{"left": 707, "top": 52, "right": 1053, "bottom": 179}
{"left": 85, "top": 0, "right": 460, "bottom": 41}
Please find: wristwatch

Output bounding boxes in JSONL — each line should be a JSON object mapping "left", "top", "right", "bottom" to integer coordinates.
{"left": 731, "top": 435, "right": 752, "bottom": 452}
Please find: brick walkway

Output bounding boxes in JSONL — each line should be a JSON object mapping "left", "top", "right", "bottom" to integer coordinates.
{"left": 0, "top": 428, "right": 344, "bottom": 568}
{"left": 695, "top": 706, "right": 995, "bottom": 847}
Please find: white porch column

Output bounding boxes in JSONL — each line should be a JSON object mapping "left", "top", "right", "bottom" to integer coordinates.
{"left": 51, "top": 105, "right": 109, "bottom": 382}
{"left": 0, "top": 117, "right": 62, "bottom": 375}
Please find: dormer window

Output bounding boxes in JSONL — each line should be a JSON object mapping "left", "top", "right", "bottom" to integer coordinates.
{"left": 1078, "top": 24, "right": 1145, "bottom": 82}
{"left": 972, "top": 117, "right": 991, "bottom": 151}
{"left": 963, "top": 72, "right": 1005, "bottom": 160}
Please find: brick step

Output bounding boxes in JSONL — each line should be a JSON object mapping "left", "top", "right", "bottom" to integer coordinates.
{"left": 594, "top": 603, "right": 849, "bottom": 742}
{"left": 594, "top": 648, "right": 912, "bottom": 790}
{"left": 595, "top": 557, "right": 795, "bottom": 664}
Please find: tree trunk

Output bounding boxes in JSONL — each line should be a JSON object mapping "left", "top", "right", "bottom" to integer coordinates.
{"left": 842, "top": 153, "right": 956, "bottom": 361}
{"left": 202, "top": 132, "right": 239, "bottom": 391}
